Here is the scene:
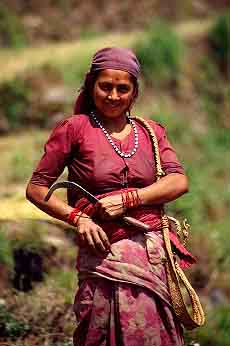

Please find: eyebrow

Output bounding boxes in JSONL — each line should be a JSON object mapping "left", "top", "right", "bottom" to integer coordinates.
{"left": 98, "top": 81, "right": 131, "bottom": 86}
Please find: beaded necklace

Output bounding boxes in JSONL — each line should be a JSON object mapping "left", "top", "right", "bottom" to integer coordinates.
{"left": 90, "top": 111, "right": 139, "bottom": 158}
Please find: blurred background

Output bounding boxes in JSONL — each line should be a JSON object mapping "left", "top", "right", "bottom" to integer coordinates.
{"left": 0, "top": 1, "right": 229, "bottom": 345}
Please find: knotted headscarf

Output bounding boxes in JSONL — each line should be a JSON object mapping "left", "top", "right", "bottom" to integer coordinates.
{"left": 74, "top": 47, "right": 141, "bottom": 114}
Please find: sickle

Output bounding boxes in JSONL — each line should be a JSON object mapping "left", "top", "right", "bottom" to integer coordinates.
{"left": 44, "top": 180, "right": 150, "bottom": 232}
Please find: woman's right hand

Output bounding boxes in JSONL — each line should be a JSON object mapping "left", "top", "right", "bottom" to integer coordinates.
{"left": 76, "top": 217, "right": 111, "bottom": 255}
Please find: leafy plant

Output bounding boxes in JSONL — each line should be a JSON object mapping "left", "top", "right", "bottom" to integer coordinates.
{"left": 185, "top": 305, "right": 230, "bottom": 346}
{"left": 0, "top": 304, "right": 29, "bottom": 338}
{"left": 209, "top": 12, "right": 230, "bottom": 73}
{"left": 196, "top": 57, "right": 229, "bottom": 129}
{"left": 0, "top": 77, "right": 31, "bottom": 129}
{"left": 134, "top": 20, "right": 184, "bottom": 86}
{"left": 0, "top": 4, "right": 26, "bottom": 48}
{"left": 0, "top": 228, "right": 13, "bottom": 268}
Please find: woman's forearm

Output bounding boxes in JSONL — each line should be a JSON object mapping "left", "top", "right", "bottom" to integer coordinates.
{"left": 26, "top": 183, "right": 73, "bottom": 223}
{"left": 138, "top": 173, "right": 189, "bottom": 206}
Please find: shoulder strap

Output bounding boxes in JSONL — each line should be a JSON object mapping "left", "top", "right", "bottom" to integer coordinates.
{"left": 132, "top": 116, "right": 205, "bottom": 330}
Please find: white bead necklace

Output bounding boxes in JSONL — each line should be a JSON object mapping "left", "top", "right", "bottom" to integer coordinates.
{"left": 91, "top": 112, "right": 139, "bottom": 158}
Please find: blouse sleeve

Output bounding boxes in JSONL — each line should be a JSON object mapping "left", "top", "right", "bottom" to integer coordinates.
{"left": 149, "top": 120, "right": 185, "bottom": 175}
{"left": 30, "top": 118, "right": 76, "bottom": 187}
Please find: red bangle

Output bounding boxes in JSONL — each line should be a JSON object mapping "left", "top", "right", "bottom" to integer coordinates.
{"left": 121, "top": 189, "right": 140, "bottom": 209}
{"left": 67, "top": 208, "right": 81, "bottom": 226}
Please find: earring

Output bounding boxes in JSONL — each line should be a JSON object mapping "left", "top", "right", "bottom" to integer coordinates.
{"left": 126, "top": 109, "right": 131, "bottom": 117}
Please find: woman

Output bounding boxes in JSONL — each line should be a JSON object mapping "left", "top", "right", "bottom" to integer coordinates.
{"left": 26, "top": 47, "right": 189, "bottom": 345}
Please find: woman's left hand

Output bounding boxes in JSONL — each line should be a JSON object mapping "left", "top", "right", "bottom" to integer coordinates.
{"left": 95, "top": 194, "right": 126, "bottom": 221}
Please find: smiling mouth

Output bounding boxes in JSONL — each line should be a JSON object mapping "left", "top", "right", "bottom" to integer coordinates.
{"left": 106, "top": 102, "right": 120, "bottom": 108}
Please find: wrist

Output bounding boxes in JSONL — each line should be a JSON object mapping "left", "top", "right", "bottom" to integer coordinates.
{"left": 67, "top": 208, "right": 90, "bottom": 226}
{"left": 121, "top": 189, "right": 141, "bottom": 209}
{"left": 136, "top": 189, "right": 146, "bottom": 206}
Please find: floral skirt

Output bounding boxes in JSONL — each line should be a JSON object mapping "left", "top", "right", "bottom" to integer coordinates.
{"left": 73, "top": 277, "right": 184, "bottom": 346}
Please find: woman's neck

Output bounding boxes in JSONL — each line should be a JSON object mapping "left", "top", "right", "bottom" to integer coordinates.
{"left": 96, "top": 112, "right": 128, "bottom": 133}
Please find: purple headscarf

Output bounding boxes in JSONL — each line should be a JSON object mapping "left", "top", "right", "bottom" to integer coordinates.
{"left": 74, "top": 47, "right": 141, "bottom": 114}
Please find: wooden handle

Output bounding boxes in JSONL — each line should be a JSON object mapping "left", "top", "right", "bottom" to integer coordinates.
{"left": 122, "top": 216, "right": 150, "bottom": 232}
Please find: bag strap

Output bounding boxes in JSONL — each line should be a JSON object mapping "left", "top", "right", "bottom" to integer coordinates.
{"left": 133, "top": 115, "right": 205, "bottom": 329}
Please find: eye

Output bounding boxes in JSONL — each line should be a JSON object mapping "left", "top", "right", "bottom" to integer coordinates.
{"left": 98, "top": 82, "right": 112, "bottom": 92}
{"left": 118, "top": 84, "right": 131, "bottom": 93}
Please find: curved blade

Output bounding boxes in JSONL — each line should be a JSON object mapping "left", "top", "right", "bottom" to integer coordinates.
{"left": 44, "top": 181, "right": 150, "bottom": 232}
{"left": 44, "top": 180, "right": 98, "bottom": 204}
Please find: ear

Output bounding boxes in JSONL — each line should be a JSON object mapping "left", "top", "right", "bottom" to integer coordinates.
{"left": 129, "top": 85, "right": 138, "bottom": 109}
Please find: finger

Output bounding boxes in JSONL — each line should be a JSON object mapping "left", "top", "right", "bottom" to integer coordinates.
{"left": 76, "top": 227, "right": 87, "bottom": 246}
{"left": 98, "top": 228, "right": 111, "bottom": 250}
{"left": 91, "top": 228, "right": 107, "bottom": 252}
{"left": 84, "top": 231, "right": 97, "bottom": 253}
{"left": 85, "top": 229, "right": 104, "bottom": 256}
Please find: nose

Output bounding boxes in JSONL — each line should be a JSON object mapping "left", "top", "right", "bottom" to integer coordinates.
{"left": 108, "top": 88, "right": 120, "bottom": 101}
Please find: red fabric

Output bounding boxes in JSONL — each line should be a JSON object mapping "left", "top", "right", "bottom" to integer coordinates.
{"left": 30, "top": 114, "right": 185, "bottom": 207}
{"left": 74, "top": 188, "right": 196, "bottom": 268}
{"left": 169, "top": 232, "right": 197, "bottom": 268}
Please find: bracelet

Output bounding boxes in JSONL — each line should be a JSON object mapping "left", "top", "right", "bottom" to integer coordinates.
{"left": 67, "top": 208, "right": 81, "bottom": 226}
{"left": 121, "top": 189, "right": 140, "bottom": 209}
{"left": 67, "top": 207, "right": 92, "bottom": 227}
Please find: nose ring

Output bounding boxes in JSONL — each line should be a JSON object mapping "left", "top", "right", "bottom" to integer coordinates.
{"left": 108, "top": 95, "right": 112, "bottom": 100}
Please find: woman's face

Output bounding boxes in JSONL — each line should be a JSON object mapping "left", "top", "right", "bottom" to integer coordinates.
{"left": 93, "top": 69, "right": 135, "bottom": 119}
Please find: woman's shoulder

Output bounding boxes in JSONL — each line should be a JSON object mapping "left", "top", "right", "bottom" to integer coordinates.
{"left": 56, "top": 113, "right": 90, "bottom": 127}
{"left": 51, "top": 113, "right": 91, "bottom": 133}
{"left": 135, "top": 116, "right": 166, "bottom": 137}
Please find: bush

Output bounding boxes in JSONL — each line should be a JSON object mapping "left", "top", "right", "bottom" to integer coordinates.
{"left": 209, "top": 12, "right": 230, "bottom": 73}
{"left": 0, "top": 304, "right": 29, "bottom": 338}
{"left": 134, "top": 20, "right": 184, "bottom": 86}
{"left": 185, "top": 305, "right": 230, "bottom": 346}
{"left": 0, "top": 4, "right": 26, "bottom": 48}
{"left": 0, "top": 77, "right": 31, "bottom": 129}
{"left": 0, "top": 229, "right": 13, "bottom": 268}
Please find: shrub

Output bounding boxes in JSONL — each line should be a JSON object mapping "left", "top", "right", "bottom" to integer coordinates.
{"left": 0, "top": 228, "right": 13, "bottom": 268}
{"left": 209, "top": 12, "right": 230, "bottom": 73}
{"left": 185, "top": 305, "right": 230, "bottom": 346}
{"left": 0, "top": 77, "right": 31, "bottom": 129}
{"left": 0, "top": 4, "right": 26, "bottom": 48}
{"left": 0, "top": 304, "right": 29, "bottom": 338}
{"left": 134, "top": 20, "right": 184, "bottom": 86}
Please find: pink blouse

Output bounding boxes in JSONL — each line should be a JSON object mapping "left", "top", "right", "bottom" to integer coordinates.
{"left": 30, "top": 114, "right": 184, "bottom": 206}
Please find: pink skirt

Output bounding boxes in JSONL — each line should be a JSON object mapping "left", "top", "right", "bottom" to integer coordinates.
{"left": 73, "top": 278, "right": 184, "bottom": 346}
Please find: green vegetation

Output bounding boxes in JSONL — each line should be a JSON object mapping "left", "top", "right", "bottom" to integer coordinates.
{"left": 209, "top": 12, "right": 230, "bottom": 72}
{"left": 196, "top": 57, "right": 230, "bottom": 129}
{"left": 49, "top": 269, "right": 77, "bottom": 304}
{"left": 0, "top": 77, "right": 31, "bottom": 129}
{"left": 10, "top": 151, "right": 35, "bottom": 183}
{"left": 0, "top": 229, "right": 13, "bottom": 268}
{"left": 186, "top": 305, "right": 230, "bottom": 346}
{"left": 0, "top": 4, "right": 26, "bottom": 48}
{"left": 134, "top": 20, "right": 184, "bottom": 86}
{"left": 0, "top": 305, "right": 29, "bottom": 338}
